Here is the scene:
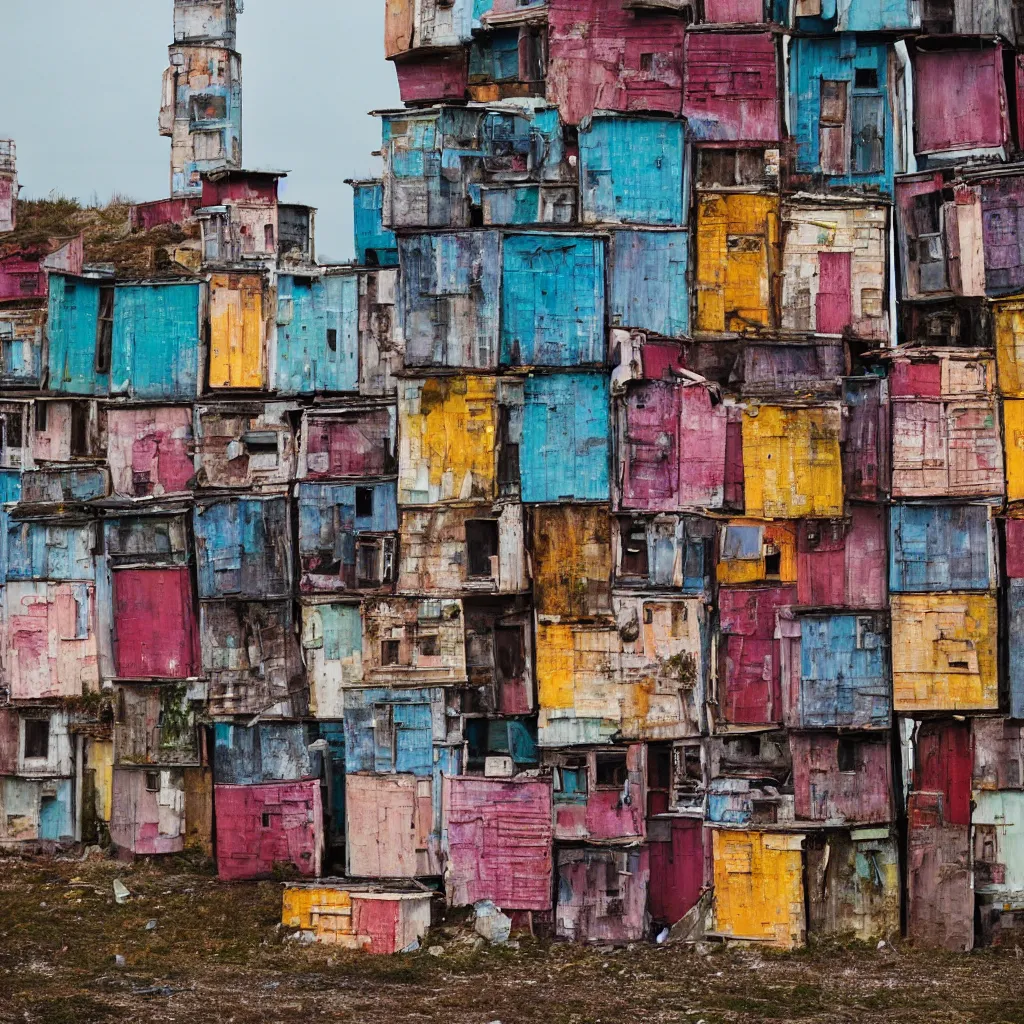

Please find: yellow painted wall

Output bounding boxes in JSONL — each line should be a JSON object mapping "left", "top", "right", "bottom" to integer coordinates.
{"left": 536, "top": 622, "right": 576, "bottom": 713}
{"left": 696, "top": 193, "right": 778, "bottom": 333}
{"left": 532, "top": 505, "right": 612, "bottom": 617}
{"left": 995, "top": 299, "right": 1024, "bottom": 397}
{"left": 208, "top": 273, "right": 265, "bottom": 389}
{"left": 716, "top": 519, "right": 798, "bottom": 585}
{"left": 398, "top": 376, "right": 497, "bottom": 504}
{"left": 1004, "top": 399, "right": 1024, "bottom": 502}
{"left": 282, "top": 886, "right": 352, "bottom": 931}
{"left": 88, "top": 739, "right": 113, "bottom": 823}
{"left": 712, "top": 829, "right": 806, "bottom": 949}
{"left": 741, "top": 405, "right": 843, "bottom": 518}
{"left": 891, "top": 593, "right": 998, "bottom": 712}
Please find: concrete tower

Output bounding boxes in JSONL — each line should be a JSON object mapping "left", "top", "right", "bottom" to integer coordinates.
{"left": 160, "top": 0, "right": 243, "bottom": 197}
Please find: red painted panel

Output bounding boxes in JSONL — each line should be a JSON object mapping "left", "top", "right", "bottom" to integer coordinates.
{"left": 641, "top": 338, "right": 686, "bottom": 381}
{"left": 201, "top": 174, "right": 279, "bottom": 207}
{"left": 396, "top": 52, "right": 469, "bottom": 104}
{"left": 816, "top": 251, "right": 852, "bottom": 334}
{"left": 797, "top": 507, "right": 887, "bottom": 609}
{"left": 683, "top": 32, "right": 779, "bottom": 143}
{"left": 797, "top": 521, "right": 846, "bottom": 608}
{"left": 547, "top": 0, "right": 686, "bottom": 125}
{"left": 113, "top": 568, "right": 198, "bottom": 679}
{"left": 724, "top": 405, "right": 745, "bottom": 508}
{"left": 129, "top": 198, "right": 201, "bottom": 232}
{"left": 1006, "top": 518, "right": 1024, "bottom": 578}
{"left": 913, "top": 719, "right": 972, "bottom": 827}
{"left": 718, "top": 585, "right": 797, "bottom": 725}
{"left": 0, "top": 253, "right": 47, "bottom": 302}
{"left": 704, "top": 0, "right": 765, "bottom": 20}
{"left": 791, "top": 733, "right": 892, "bottom": 824}
{"left": 306, "top": 411, "right": 394, "bottom": 479}
{"left": 215, "top": 781, "right": 323, "bottom": 881}
{"left": 351, "top": 898, "right": 403, "bottom": 954}
{"left": 649, "top": 817, "right": 705, "bottom": 926}
{"left": 889, "top": 359, "right": 941, "bottom": 397}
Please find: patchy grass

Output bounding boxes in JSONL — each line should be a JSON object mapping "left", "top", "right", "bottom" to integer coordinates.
{"left": 1, "top": 855, "right": 1023, "bottom": 1024}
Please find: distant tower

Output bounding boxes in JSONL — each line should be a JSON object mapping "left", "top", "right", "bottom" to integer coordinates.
{"left": 0, "top": 140, "right": 15, "bottom": 233}
{"left": 160, "top": 0, "right": 243, "bottom": 197}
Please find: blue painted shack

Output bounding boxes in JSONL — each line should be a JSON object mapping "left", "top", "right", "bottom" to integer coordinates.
{"left": 343, "top": 686, "right": 448, "bottom": 776}
{"left": 47, "top": 276, "right": 110, "bottom": 396}
{"left": 798, "top": 613, "right": 891, "bottom": 729}
{"left": 610, "top": 230, "right": 690, "bottom": 338}
{"left": 276, "top": 274, "right": 359, "bottom": 394}
{"left": 501, "top": 235, "right": 605, "bottom": 366}
{"left": 213, "top": 722, "right": 315, "bottom": 786}
{"left": 790, "top": 37, "right": 896, "bottom": 194}
{"left": 110, "top": 282, "right": 201, "bottom": 399}
{"left": 48, "top": 277, "right": 202, "bottom": 399}
{"left": 889, "top": 504, "right": 994, "bottom": 592}
{"left": 349, "top": 180, "right": 399, "bottom": 267}
{"left": 399, "top": 232, "right": 501, "bottom": 369}
{"left": 794, "top": 0, "right": 918, "bottom": 33}
{"left": 193, "top": 497, "right": 292, "bottom": 600}
{"left": 521, "top": 372, "right": 610, "bottom": 502}
{"left": 297, "top": 481, "right": 398, "bottom": 592}
{"left": 579, "top": 116, "right": 688, "bottom": 227}
{"left": 5, "top": 520, "right": 95, "bottom": 581}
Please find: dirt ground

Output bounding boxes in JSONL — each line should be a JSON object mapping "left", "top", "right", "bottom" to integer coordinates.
{"left": 1, "top": 855, "right": 1021, "bottom": 1024}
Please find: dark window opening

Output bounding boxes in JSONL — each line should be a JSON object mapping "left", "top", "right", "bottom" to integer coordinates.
{"left": 620, "top": 522, "right": 649, "bottom": 578}
{"left": 34, "top": 402, "right": 47, "bottom": 433}
{"left": 145, "top": 771, "right": 160, "bottom": 793}
{"left": 24, "top": 719, "right": 50, "bottom": 760}
{"left": 554, "top": 765, "right": 588, "bottom": 801}
{"left": 355, "top": 486, "right": 374, "bottom": 518}
{"left": 356, "top": 540, "right": 381, "bottom": 587}
{"left": 751, "top": 800, "right": 778, "bottom": 824}
{"left": 466, "top": 519, "right": 500, "bottom": 578}
{"left": 854, "top": 68, "right": 878, "bottom": 89}
{"left": 418, "top": 635, "right": 440, "bottom": 658}
{"left": 837, "top": 738, "right": 858, "bottom": 773}
{"left": 763, "top": 547, "right": 781, "bottom": 578}
{"left": 241, "top": 430, "right": 278, "bottom": 455}
{"left": 327, "top": 327, "right": 338, "bottom": 353}
{"left": 2, "top": 411, "right": 22, "bottom": 451}
{"left": 921, "top": 0, "right": 955, "bottom": 31}
{"left": 595, "top": 751, "right": 629, "bottom": 788}
{"left": 640, "top": 52, "right": 654, "bottom": 72}
{"left": 261, "top": 812, "right": 271, "bottom": 828}
{"left": 381, "top": 639, "right": 400, "bottom": 665}
{"left": 70, "top": 403, "right": 90, "bottom": 457}
{"left": 95, "top": 286, "right": 114, "bottom": 375}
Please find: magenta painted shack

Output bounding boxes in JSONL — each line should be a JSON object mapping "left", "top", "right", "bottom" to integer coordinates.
{"left": 683, "top": 33, "right": 779, "bottom": 143}
{"left": 0, "top": 236, "right": 82, "bottom": 302}
{"left": 215, "top": 780, "right": 323, "bottom": 881}
{"left": 396, "top": 53, "right": 468, "bottom": 104}
{"left": 796, "top": 507, "right": 888, "bottom": 609}
{"left": 703, "top": 0, "right": 765, "bottom": 21}
{"left": 111, "top": 568, "right": 199, "bottom": 679}
{"left": 556, "top": 847, "right": 650, "bottom": 943}
{"left": 110, "top": 768, "right": 185, "bottom": 856}
{"left": 914, "top": 44, "right": 1010, "bottom": 156}
{"left": 445, "top": 776, "right": 553, "bottom": 911}
{"left": 1007, "top": 518, "right": 1024, "bottom": 578}
{"left": 792, "top": 733, "right": 893, "bottom": 825}
{"left": 717, "top": 585, "right": 797, "bottom": 726}
{"left": 622, "top": 381, "right": 727, "bottom": 510}
{"left": 553, "top": 745, "right": 646, "bottom": 842}
{"left": 546, "top": 0, "right": 686, "bottom": 125}
{"left": 303, "top": 409, "right": 395, "bottom": 479}
{"left": 129, "top": 197, "right": 201, "bottom": 232}
{"left": 648, "top": 817, "right": 706, "bottom": 927}
{"left": 107, "top": 407, "right": 194, "bottom": 499}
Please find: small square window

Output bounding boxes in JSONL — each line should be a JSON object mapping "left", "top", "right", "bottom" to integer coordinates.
{"left": 382, "top": 639, "right": 400, "bottom": 665}
{"left": 837, "top": 739, "right": 858, "bottom": 773}
{"left": 595, "top": 751, "right": 629, "bottom": 788}
{"left": 24, "top": 719, "right": 50, "bottom": 760}
{"left": 418, "top": 635, "right": 440, "bottom": 658}
{"left": 854, "top": 68, "right": 878, "bottom": 89}
{"left": 145, "top": 771, "right": 160, "bottom": 793}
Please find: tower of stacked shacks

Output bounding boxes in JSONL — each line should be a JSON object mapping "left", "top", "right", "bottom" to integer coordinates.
{"left": 7, "top": 0, "right": 1024, "bottom": 953}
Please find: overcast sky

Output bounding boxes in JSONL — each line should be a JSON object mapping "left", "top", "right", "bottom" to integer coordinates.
{"left": 0, "top": 1, "right": 400, "bottom": 262}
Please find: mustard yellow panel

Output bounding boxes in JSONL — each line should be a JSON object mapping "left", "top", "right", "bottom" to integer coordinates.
{"left": 536, "top": 623, "right": 575, "bottom": 712}
{"left": 1004, "top": 399, "right": 1024, "bottom": 502}
{"left": 995, "top": 299, "right": 1024, "bottom": 398}
{"left": 717, "top": 519, "right": 798, "bottom": 585}
{"left": 891, "top": 593, "right": 998, "bottom": 712}
{"left": 209, "top": 273, "right": 265, "bottom": 389}
{"left": 282, "top": 886, "right": 352, "bottom": 931}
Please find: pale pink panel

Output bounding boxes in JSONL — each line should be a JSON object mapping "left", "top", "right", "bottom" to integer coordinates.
{"left": 816, "top": 251, "right": 852, "bottom": 334}
{"left": 351, "top": 899, "right": 403, "bottom": 954}
{"left": 703, "top": 0, "right": 764, "bottom": 22}
{"left": 677, "top": 385, "right": 727, "bottom": 508}
{"left": 845, "top": 505, "right": 888, "bottom": 609}
{"left": 792, "top": 733, "right": 892, "bottom": 824}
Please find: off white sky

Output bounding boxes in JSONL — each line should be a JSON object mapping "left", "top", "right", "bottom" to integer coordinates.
{"left": 0, "top": 1, "right": 401, "bottom": 261}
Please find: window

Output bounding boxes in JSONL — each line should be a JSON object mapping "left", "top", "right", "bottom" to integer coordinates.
{"left": 145, "top": 771, "right": 160, "bottom": 793}
{"left": 261, "top": 812, "right": 271, "bottom": 828}
{"left": 95, "top": 287, "right": 114, "bottom": 374}
{"left": 640, "top": 53, "right": 655, "bottom": 72}
{"left": 851, "top": 94, "right": 884, "bottom": 175}
{"left": 34, "top": 401, "right": 47, "bottom": 433}
{"left": 355, "top": 486, "right": 374, "bottom": 518}
{"left": 854, "top": 68, "right": 878, "bottom": 89}
{"left": 922, "top": 0, "right": 955, "bottom": 31}
{"left": 837, "top": 739, "right": 858, "bottom": 773}
{"left": 70, "top": 403, "right": 90, "bottom": 457}
{"left": 356, "top": 540, "right": 381, "bottom": 587}
{"left": 418, "top": 635, "right": 440, "bottom": 658}
{"left": 620, "top": 522, "right": 649, "bottom": 578}
{"left": 912, "top": 192, "right": 947, "bottom": 293}
{"left": 24, "top": 719, "right": 49, "bottom": 760}
{"left": 327, "top": 328, "right": 338, "bottom": 353}
{"left": 819, "top": 80, "right": 849, "bottom": 176}
{"left": 381, "top": 639, "right": 400, "bottom": 665}
{"left": 595, "top": 751, "right": 629, "bottom": 788}
{"left": 241, "top": 431, "right": 278, "bottom": 456}
{"left": 264, "top": 224, "right": 275, "bottom": 251}
{"left": 466, "top": 519, "right": 499, "bottom": 578}
{"left": 554, "top": 765, "right": 588, "bottom": 802}
{"left": 763, "top": 544, "right": 781, "bottom": 578}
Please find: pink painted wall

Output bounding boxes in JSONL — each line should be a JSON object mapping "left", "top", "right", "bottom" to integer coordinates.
{"left": 396, "top": 53, "right": 469, "bottom": 104}
{"left": 890, "top": 359, "right": 941, "bottom": 398}
{"left": 554, "top": 745, "right": 646, "bottom": 842}
{"left": 648, "top": 817, "right": 706, "bottom": 926}
{"left": 0, "top": 253, "right": 46, "bottom": 302}
{"left": 792, "top": 733, "right": 892, "bottom": 824}
{"left": 305, "top": 411, "right": 394, "bottom": 479}
{"left": 109, "top": 769, "right": 185, "bottom": 856}
{"left": 622, "top": 382, "right": 727, "bottom": 510}
{"left": 915, "top": 46, "right": 1009, "bottom": 155}
{"left": 215, "top": 781, "right": 323, "bottom": 881}
{"left": 112, "top": 568, "right": 199, "bottom": 679}
{"left": 717, "top": 585, "right": 797, "bottom": 725}
{"left": 445, "top": 776, "right": 553, "bottom": 911}
{"left": 703, "top": 0, "right": 765, "bottom": 21}
{"left": 555, "top": 846, "right": 650, "bottom": 943}
{"left": 797, "top": 506, "right": 887, "bottom": 609}
{"left": 107, "top": 407, "right": 195, "bottom": 499}
{"left": 547, "top": 0, "right": 686, "bottom": 125}
{"left": 1007, "top": 518, "right": 1024, "bottom": 577}
{"left": 201, "top": 174, "right": 279, "bottom": 207}
{"left": 683, "top": 32, "right": 779, "bottom": 143}
{"left": 129, "top": 198, "right": 201, "bottom": 232}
